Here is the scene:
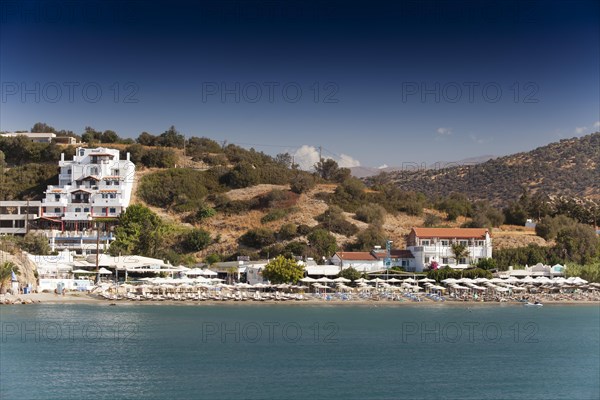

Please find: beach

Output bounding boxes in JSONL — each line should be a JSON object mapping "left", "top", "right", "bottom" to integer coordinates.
{"left": 2, "top": 291, "right": 599, "bottom": 306}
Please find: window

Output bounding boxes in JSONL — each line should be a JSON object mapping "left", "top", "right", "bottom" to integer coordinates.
{"left": 459, "top": 258, "right": 467, "bottom": 264}
{"left": 79, "top": 149, "right": 85, "bottom": 156}
{"left": 84, "top": 208, "right": 89, "bottom": 212}
{"left": 109, "top": 208, "right": 116, "bottom": 214}
{"left": 75, "top": 208, "right": 81, "bottom": 212}
{"left": 421, "top": 240, "right": 430, "bottom": 246}
{"left": 441, "top": 240, "right": 449, "bottom": 246}
{"left": 401, "top": 260, "right": 408, "bottom": 267}
{"left": 442, "top": 258, "right": 448, "bottom": 264}
{"left": 54, "top": 208, "right": 61, "bottom": 213}
{"left": 477, "top": 240, "right": 485, "bottom": 246}
{"left": 54, "top": 195, "right": 60, "bottom": 201}
{"left": 101, "top": 208, "right": 107, "bottom": 213}
{"left": 106, "top": 181, "right": 112, "bottom": 186}
{"left": 425, "top": 256, "right": 430, "bottom": 263}
{"left": 67, "top": 169, "right": 71, "bottom": 174}
{"left": 459, "top": 240, "right": 468, "bottom": 246}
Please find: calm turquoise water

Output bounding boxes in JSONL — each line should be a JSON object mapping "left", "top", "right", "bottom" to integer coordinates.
{"left": 1, "top": 304, "right": 599, "bottom": 400}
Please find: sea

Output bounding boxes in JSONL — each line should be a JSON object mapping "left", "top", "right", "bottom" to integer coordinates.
{"left": 1, "top": 303, "right": 599, "bottom": 400}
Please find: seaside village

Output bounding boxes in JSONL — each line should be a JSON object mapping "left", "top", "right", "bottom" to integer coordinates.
{"left": 1, "top": 144, "right": 599, "bottom": 304}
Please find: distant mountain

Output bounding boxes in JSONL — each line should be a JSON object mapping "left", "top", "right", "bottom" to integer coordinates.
{"left": 365, "top": 133, "right": 600, "bottom": 205}
{"left": 350, "top": 155, "right": 495, "bottom": 178}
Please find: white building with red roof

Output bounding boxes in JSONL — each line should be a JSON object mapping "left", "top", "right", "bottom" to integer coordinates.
{"left": 407, "top": 227, "right": 492, "bottom": 271}
{"left": 330, "top": 247, "right": 416, "bottom": 273}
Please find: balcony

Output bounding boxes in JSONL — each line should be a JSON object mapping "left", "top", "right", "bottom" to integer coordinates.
{"left": 41, "top": 211, "right": 63, "bottom": 218}
{"left": 63, "top": 212, "right": 92, "bottom": 220}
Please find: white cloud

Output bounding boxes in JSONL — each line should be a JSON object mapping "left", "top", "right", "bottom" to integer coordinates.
{"left": 338, "top": 153, "right": 361, "bottom": 168}
{"left": 575, "top": 126, "right": 588, "bottom": 134}
{"left": 378, "top": 164, "right": 388, "bottom": 169}
{"left": 292, "top": 145, "right": 361, "bottom": 170}
{"left": 293, "top": 145, "right": 321, "bottom": 170}
{"left": 436, "top": 127, "right": 452, "bottom": 136}
{"left": 593, "top": 121, "right": 600, "bottom": 129}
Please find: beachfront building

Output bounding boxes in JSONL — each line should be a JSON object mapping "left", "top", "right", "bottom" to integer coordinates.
{"left": 0, "top": 147, "right": 136, "bottom": 254}
{"left": 330, "top": 248, "right": 416, "bottom": 273}
{"left": 38, "top": 147, "right": 135, "bottom": 230}
{"left": 407, "top": 227, "right": 493, "bottom": 272}
{"left": 500, "top": 263, "right": 565, "bottom": 278}
{"left": 0, "top": 201, "right": 41, "bottom": 235}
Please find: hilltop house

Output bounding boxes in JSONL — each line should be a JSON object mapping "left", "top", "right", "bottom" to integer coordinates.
{"left": 407, "top": 227, "right": 492, "bottom": 271}
{"left": 0, "top": 132, "right": 77, "bottom": 144}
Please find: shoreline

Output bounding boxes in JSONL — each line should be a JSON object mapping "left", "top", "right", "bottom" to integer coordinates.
{"left": 2, "top": 293, "right": 599, "bottom": 307}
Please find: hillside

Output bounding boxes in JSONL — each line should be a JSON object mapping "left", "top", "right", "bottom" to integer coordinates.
{"left": 366, "top": 133, "right": 600, "bottom": 205}
{"left": 3, "top": 128, "right": 590, "bottom": 264}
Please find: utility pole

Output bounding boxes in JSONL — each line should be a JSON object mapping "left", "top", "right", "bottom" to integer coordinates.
{"left": 95, "top": 221, "right": 100, "bottom": 284}
{"left": 318, "top": 146, "right": 322, "bottom": 161}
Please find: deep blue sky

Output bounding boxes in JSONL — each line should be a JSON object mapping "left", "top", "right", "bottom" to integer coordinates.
{"left": 1, "top": 0, "right": 599, "bottom": 167}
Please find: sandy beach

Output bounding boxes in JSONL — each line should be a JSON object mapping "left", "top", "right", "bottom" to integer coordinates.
{"left": 2, "top": 292, "right": 598, "bottom": 307}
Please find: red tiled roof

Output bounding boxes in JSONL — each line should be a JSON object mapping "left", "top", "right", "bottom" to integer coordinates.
{"left": 412, "top": 227, "right": 490, "bottom": 239}
{"left": 334, "top": 252, "right": 377, "bottom": 261}
{"left": 373, "top": 250, "right": 415, "bottom": 259}
{"left": 90, "top": 153, "right": 115, "bottom": 157}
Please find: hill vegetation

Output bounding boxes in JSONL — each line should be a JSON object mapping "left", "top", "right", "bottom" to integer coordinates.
{"left": 367, "top": 132, "right": 600, "bottom": 205}
{"left": 2, "top": 123, "right": 599, "bottom": 268}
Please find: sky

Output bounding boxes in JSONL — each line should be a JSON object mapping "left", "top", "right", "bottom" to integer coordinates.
{"left": 1, "top": 0, "right": 599, "bottom": 168}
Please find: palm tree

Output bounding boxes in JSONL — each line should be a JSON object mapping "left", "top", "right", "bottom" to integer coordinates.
{"left": 0, "top": 262, "right": 19, "bottom": 293}
{"left": 451, "top": 243, "right": 470, "bottom": 266}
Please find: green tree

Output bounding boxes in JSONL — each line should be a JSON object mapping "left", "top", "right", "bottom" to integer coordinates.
{"left": 261, "top": 255, "right": 305, "bottom": 284}
{"left": 184, "top": 228, "right": 212, "bottom": 252}
{"left": 205, "top": 253, "right": 221, "bottom": 266}
{"left": 553, "top": 224, "right": 599, "bottom": 265}
{"left": 535, "top": 215, "right": 577, "bottom": 240}
{"left": 423, "top": 213, "right": 442, "bottom": 227}
{"left": 355, "top": 204, "right": 386, "bottom": 225}
{"left": 223, "top": 162, "right": 260, "bottom": 188}
{"left": 158, "top": 126, "right": 185, "bottom": 148}
{"left": 81, "top": 126, "right": 101, "bottom": 143}
{"left": 315, "top": 158, "right": 340, "bottom": 180}
{"left": 19, "top": 233, "right": 51, "bottom": 255}
{"left": 239, "top": 228, "right": 277, "bottom": 248}
{"left": 338, "top": 267, "right": 361, "bottom": 282}
{"left": 451, "top": 243, "right": 470, "bottom": 264}
{"left": 100, "top": 130, "right": 120, "bottom": 143}
{"left": 476, "top": 258, "right": 497, "bottom": 270}
{"left": 31, "top": 122, "right": 56, "bottom": 133}
{"left": 278, "top": 223, "right": 298, "bottom": 240}
{"left": 290, "top": 173, "right": 316, "bottom": 194}
{"left": 137, "top": 131, "right": 158, "bottom": 146}
{"left": 140, "top": 148, "right": 178, "bottom": 168}
{"left": 351, "top": 225, "right": 385, "bottom": 251}
{"left": 0, "top": 262, "right": 19, "bottom": 292}
{"left": 307, "top": 228, "right": 338, "bottom": 262}
{"left": 564, "top": 262, "right": 600, "bottom": 283}
{"left": 110, "top": 205, "right": 164, "bottom": 257}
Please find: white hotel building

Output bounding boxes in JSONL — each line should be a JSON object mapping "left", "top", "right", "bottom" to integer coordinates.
{"left": 34, "top": 147, "right": 135, "bottom": 253}
{"left": 40, "top": 147, "right": 135, "bottom": 224}
{"left": 407, "top": 227, "right": 493, "bottom": 271}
